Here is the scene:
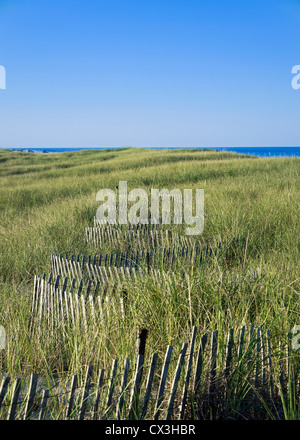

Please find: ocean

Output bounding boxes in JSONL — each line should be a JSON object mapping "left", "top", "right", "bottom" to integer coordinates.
{"left": 8, "top": 147, "right": 300, "bottom": 157}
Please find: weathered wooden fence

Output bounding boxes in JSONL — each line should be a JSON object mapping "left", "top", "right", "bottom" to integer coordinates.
{"left": 30, "top": 267, "right": 193, "bottom": 332}
{"left": 0, "top": 325, "right": 293, "bottom": 420}
{"left": 33, "top": 257, "right": 266, "bottom": 337}
{"left": 85, "top": 225, "right": 194, "bottom": 249}
{"left": 8, "top": 218, "right": 283, "bottom": 421}
{"left": 30, "top": 275, "right": 127, "bottom": 335}
{"left": 50, "top": 242, "right": 220, "bottom": 282}
{"left": 93, "top": 216, "right": 184, "bottom": 229}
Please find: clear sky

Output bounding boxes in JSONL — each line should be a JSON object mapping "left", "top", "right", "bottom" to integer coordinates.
{"left": 0, "top": 0, "right": 300, "bottom": 148}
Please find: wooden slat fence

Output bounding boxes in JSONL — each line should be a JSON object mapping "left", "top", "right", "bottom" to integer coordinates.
{"left": 30, "top": 267, "right": 194, "bottom": 333}
{"left": 31, "top": 264, "right": 265, "bottom": 333}
{"left": 0, "top": 325, "right": 295, "bottom": 420}
{"left": 93, "top": 216, "right": 183, "bottom": 229}
{"left": 85, "top": 226, "right": 194, "bottom": 249}
{"left": 30, "top": 275, "right": 127, "bottom": 335}
{"left": 50, "top": 242, "right": 220, "bottom": 281}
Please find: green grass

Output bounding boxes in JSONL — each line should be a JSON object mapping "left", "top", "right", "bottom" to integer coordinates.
{"left": 0, "top": 147, "right": 299, "bottom": 419}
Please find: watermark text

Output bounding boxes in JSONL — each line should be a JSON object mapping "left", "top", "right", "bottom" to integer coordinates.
{"left": 0, "top": 326, "right": 5, "bottom": 349}
{"left": 96, "top": 181, "right": 204, "bottom": 235}
{"left": 292, "top": 325, "right": 300, "bottom": 350}
{"left": 0, "top": 65, "right": 6, "bottom": 90}
{"left": 292, "top": 65, "right": 300, "bottom": 90}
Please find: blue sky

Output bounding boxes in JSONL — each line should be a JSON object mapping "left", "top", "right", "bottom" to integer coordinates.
{"left": 0, "top": 0, "right": 300, "bottom": 148}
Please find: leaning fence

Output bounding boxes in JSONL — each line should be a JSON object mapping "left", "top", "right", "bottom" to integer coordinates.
{"left": 2, "top": 221, "right": 294, "bottom": 420}
{"left": 0, "top": 325, "right": 294, "bottom": 420}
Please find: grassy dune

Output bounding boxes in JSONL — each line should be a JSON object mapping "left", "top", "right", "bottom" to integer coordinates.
{"left": 0, "top": 148, "right": 299, "bottom": 419}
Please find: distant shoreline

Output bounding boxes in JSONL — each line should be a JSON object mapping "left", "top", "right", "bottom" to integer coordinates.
{"left": 5, "top": 146, "right": 300, "bottom": 158}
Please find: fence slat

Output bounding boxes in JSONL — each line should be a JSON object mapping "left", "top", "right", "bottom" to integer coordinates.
{"left": 128, "top": 355, "right": 144, "bottom": 419}
{"left": 237, "top": 326, "right": 245, "bottom": 360}
{"left": 65, "top": 374, "right": 78, "bottom": 419}
{"left": 178, "top": 326, "right": 197, "bottom": 420}
{"left": 7, "top": 378, "right": 21, "bottom": 420}
{"left": 93, "top": 368, "right": 105, "bottom": 420}
{"left": 166, "top": 343, "right": 188, "bottom": 420}
{"left": 193, "top": 334, "right": 207, "bottom": 396}
{"left": 0, "top": 376, "right": 10, "bottom": 407}
{"left": 23, "top": 373, "right": 38, "bottom": 420}
{"left": 154, "top": 345, "right": 173, "bottom": 420}
{"left": 78, "top": 365, "right": 93, "bottom": 420}
{"left": 38, "top": 389, "right": 49, "bottom": 420}
{"left": 208, "top": 330, "right": 218, "bottom": 397}
{"left": 104, "top": 359, "right": 118, "bottom": 418}
{"left": 116, "top": 359, "right": 130, "bottom": 420}
{"left": 141, "top": 353, "right": 158, "bottom": 420}
{"left": 255, "top": 327, "right": 262, "bottom": 388}
{"left": 224, "top": 329, "right": 234, "bottom": 377}
{"left": 266, "top": 330, "right": 274, "bottom": 399}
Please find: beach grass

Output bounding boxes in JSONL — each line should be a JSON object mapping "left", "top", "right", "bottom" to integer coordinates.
{"left": 0, "top": 147, "right": 299, "bottom": 419}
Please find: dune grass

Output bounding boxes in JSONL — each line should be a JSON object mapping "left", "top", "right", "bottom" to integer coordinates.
{"left": 0, "top": 147, "right": 299, "bottom": 419}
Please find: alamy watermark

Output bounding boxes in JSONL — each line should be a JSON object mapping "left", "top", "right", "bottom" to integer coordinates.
{"left": 292, "top": 65, "right": 300, "bottom": 90}
{"left": 0, "top": 326, "right": 5, "bottom": 350}
{"left": 96, "top": 181, "right": 204, "bottom": 235}
{"left": 0, "top": 65, "right": 6, "bottom": 90}
{"left": 291, "top": 325, "right": 300, "bottom": 350}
